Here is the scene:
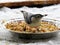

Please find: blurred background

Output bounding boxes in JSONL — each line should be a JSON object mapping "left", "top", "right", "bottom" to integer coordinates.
{"left": 0, "top": 0, "right": 60, "bottom": 8}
